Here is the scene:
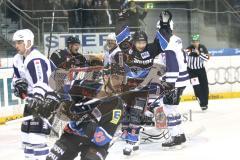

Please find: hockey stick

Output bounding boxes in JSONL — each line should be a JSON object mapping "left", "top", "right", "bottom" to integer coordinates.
{"left": 69, "top": 66, "right": 104, "bottom": 73}
{"left": 41, "top": 117, "right": 59, "bottom": 137}
{"left": 5, "top": 115, "right": 33, "bottom": 125}
{"left": 68, "top": 66, "right": 104, "bottom": 80}
{"left": 54, "top": 77, "right": 176, "bottom": 121}
{"left": 147, "top": 88, "right": 177, "bottom": 108}
{"left": 5, "top": 94, "right": 60, "bottom": 136}
{"left": 141, "top": 129, "right": 169, "bottom": 143}
{"left": 47, "top": 3, "right": 56, "bottom": 58}
{"left": 109, "top": 132, "right": 122, "bottom": 148}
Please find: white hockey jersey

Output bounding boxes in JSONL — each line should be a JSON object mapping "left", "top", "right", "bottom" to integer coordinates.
{"left": 103, "top": 46, "right": 122, "bottom": 66}
{"left": 163, "top": 35, "right": 190, "bottom": 87}
{"left": 12, "top": 48, "right": 56, "bottom": 96}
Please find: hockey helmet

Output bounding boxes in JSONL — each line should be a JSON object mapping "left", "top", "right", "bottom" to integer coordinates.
{"left": 106, "top": 33, "right": 116, "bottom": 41}
{"left": 12, "top": 29, "right": 34, "bottom": 49}
{"left": 66, "top": 36, "right": 80, "bottom": 46}
{"left": 132, "top": 31, "right": 148, "bottom": 43}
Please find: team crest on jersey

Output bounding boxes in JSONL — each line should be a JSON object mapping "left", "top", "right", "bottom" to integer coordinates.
{"left": 94, "top": 131, "right": 106, "bottom": 143}
{"left": 140, "top": 51, "right": 150, "bottom": 59}
{"left": 92, "top": 127, "right": 112, "bottom": 146}
{"left": 110, "top": 109, "right": 122, "bottom": 124}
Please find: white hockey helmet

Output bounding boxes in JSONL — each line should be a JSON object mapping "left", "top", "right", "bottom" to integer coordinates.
{"left": 12, "top": 29, "right": 34, "bottom": 49}
{"left": 156, "top": 20, "right": 174, "bottom": 31}
{"left": 106, "top": 33, "right": 116, "bottom": 41}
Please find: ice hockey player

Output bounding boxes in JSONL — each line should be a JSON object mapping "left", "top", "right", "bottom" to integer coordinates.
{"left": 156, "top": 11, "right": 190, "bottom": 148}
{"left": 50, "top": 36, "right": 88, "bottom": 69}
{"left": 12, "top": 29, "right": 60, "bottom": 160}
{"left": 118, "top": 30, "right": 163, "bottom": 155}
{"left": 49, "top": 36, "right": 88, "bottom": 101}
{"left": 103, "top": 33, "right": 122, "bottom": 67}
{"left": 46, "top": 96, "right": 123, "bottom": 160}
{"left": 114, "top": 7, "right": 176, "bottom": 155}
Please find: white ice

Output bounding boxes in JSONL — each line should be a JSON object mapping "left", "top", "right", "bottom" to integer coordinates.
{"left": 1, "top": 98, "right": 240, "bottom": 160}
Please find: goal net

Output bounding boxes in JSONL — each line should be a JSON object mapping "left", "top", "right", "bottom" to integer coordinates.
{"left": 48, "top": 66, "right": 104, "bottom": 140}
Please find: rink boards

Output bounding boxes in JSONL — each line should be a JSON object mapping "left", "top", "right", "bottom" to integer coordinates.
{"left": 0, "top": 67, "right": 24, "bottom": 124}
{"left": 0, "top": 48, "right": 240, "bottom": 124}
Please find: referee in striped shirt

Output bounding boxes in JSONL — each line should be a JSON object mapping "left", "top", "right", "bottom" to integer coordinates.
{"left": 186, "top": 34, "right": 210, "bottom": 111}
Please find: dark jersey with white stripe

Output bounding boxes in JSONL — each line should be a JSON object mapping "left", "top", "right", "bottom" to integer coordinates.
{"left": 186, "top": 44, "right": 209, "bottom": 69}
{"left": 118, "top": 38, "right": 163, "bottom": 81}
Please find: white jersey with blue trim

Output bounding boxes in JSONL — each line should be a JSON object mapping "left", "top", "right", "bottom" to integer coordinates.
{"left": 104, "top": 46, "right": 122, "bottom": 66}
{"left": 13, "top": 48, "right": 55, "bottom": 96}
{"left": 164, "top": 35, "right": 190, "bottom": 87}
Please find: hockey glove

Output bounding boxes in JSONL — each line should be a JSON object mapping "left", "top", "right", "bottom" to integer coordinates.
{"left": 40, "top": 92, "right": 61, "bottom": 119}
{"left": 13, "top": 79, "right": 28, "bottom": 99}
{"left": 74, "top": 55, "right": 88, "bottom": 67}
{"left": 119, "top": 40, "right": 132, "bottom": 54}
{"left": 159, "top": 10, "right": 172, "bottom": 29}
{"left": 160, "top": 80, "right": 175, "bottom": 91}
{"left": 158, "top": 10, "right": 173, "bottom": 43}
{"left": 65, "top": 57, "right": 76, "bottom": 69}
{"left": 26, "top": 93, "right": 44, "bottom": 117}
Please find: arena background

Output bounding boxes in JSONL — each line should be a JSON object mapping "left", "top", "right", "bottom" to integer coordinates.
{"left": 0, "top": 0, "right": 240, "bottom": 123}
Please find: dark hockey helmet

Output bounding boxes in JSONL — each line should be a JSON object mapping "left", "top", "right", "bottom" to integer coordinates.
{"left": 132, "top": 31, "right": 148, "bottom": 43}
{"left": 66, "top": 36, "right": 80, "bottom": 46}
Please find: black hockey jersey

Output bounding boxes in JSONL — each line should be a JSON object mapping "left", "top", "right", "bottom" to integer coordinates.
{"left": 50, "top": 49, "right": 88, "bottom": 69}
{"left": 115, "top": 26, "right": 163, "bottom": 79}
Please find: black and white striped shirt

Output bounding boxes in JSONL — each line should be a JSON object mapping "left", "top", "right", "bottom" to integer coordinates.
{"left": 186, "top": 44, "right": 209, "bottom": 69}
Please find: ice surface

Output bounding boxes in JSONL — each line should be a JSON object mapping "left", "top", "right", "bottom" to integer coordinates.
{"left": 1, "top": 98, "right": 240, "bottom": 160}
